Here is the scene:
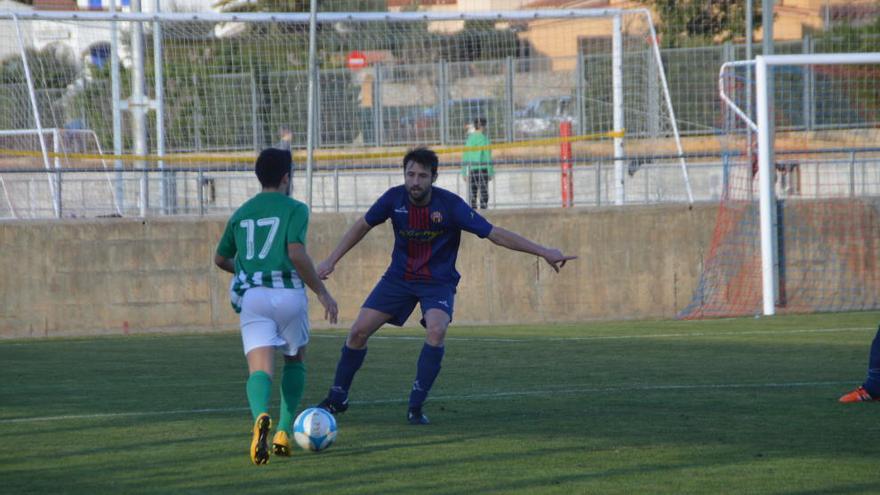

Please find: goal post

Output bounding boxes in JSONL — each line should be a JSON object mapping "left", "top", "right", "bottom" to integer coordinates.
{"left": 682, "top": 52, "right": 880, "bottom": 319}
{"left": 755, "top": 53, "right": 880, "bottom": 316}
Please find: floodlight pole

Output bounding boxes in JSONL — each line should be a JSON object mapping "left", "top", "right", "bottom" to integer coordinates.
{"left": 154, "top": 0, "right": 167, "bottom": 214}
{"left": 612, "top": 13, "right": 624, "bottom": 205}
{"left": 130, "top": 0, "right": 149, "bottom": 217}
{"left": 306, "top": 0, "right": 318, "bottom": 209}
{"left": 110, "top": 0, "right": 125, "bottom": 214}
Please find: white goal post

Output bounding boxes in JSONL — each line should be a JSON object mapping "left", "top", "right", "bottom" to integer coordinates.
{"left": 720, "top": 52, "right": 880, "bottom": 316}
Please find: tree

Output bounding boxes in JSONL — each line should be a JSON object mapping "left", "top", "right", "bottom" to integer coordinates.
{"left": 0, "top": 46, "right": 80, "bottom": 131}
{"left": 214, "top": 0, "right": 386, "bottom": 14}
{"left": 214, "top": 0, "right": 307, "bottom": 13}
{"left": 814, "top": 17, "right": 880, "bottom": 124}
{"left": 445, "top": 20, "right": 519, "bottom": 62}
{"left": 647, "top": 0, "right": 764, "bottom": 48}
{"left": 819, "top": 15, "right": 880, "bottom": 53}
{"left": 0, "top": 47, "right": 78, "bottom": 88}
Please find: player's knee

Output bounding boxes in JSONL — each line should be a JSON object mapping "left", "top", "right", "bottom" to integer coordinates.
{"left": 424, "top": 325, "right": 447, "bottom": 346}
{"left": 347, "top": 326, "right": 371, "bottom": 348}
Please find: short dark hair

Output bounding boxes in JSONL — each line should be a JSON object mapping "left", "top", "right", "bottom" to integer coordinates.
{"left": 402, "top": 147, "right": 438, "bottom": 177}
{"left": 474, "top": 117, "right": 487, "bottom": 129}
{"left": 255, "top": 148, "right": 292, "bottom": 188}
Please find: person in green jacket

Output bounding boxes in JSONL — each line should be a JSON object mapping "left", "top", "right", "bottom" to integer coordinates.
{"left": 462, "top": 117, "right": 494, "bottom": 209}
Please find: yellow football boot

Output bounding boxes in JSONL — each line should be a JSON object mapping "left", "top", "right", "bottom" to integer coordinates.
{"left": 250, "top": 413, "right": 272, "bottom": 465}
{"left": 272, "top": 430, "right": 292, "bottom": 457}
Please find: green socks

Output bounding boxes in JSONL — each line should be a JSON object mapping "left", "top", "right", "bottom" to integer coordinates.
{"left": 246, "top": 371, "right": 272, "bottom": 421}
{"left": 278, "top": 361, "right": 307, "bottom": 434}
{"left": 245, "top": 362, "right": 306, "bottom": 430}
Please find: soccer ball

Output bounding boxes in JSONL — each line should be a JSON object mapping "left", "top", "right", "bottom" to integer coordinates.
{"left": 293, "top": 407, "right": 337, "bottom": 452}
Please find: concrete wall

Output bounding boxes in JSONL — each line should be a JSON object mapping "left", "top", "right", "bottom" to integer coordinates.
{"left": 0, "top": 203, "right": 716, "bottom": 339}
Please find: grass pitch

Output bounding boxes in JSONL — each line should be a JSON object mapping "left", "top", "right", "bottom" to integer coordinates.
{"left": 2, "top": 312, "right": 880, "bottom": 494}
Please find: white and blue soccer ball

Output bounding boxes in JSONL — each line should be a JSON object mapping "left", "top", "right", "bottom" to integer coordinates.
{"left": 293, "top": 407, "right": 337, "bottom": 452}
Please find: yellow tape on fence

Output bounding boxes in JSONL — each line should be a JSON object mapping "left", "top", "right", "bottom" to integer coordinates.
{"left": 0, "top": 129, "right": 624, "bottom": 166}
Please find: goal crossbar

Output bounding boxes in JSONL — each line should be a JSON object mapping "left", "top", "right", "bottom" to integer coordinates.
{"left": 0, "top": 9, "right": 638, "bottom": 23}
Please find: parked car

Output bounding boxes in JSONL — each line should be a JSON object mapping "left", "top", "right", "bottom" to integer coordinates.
{"left": 514, "top": 96, "right": 576, "bottom": 137}
{"left": 396, "top": 98, "right": 503, "bottom": 143}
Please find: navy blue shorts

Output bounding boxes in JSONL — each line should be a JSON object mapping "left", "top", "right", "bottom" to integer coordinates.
{"left": 362, "top": 276, "right": 455, "bottom": 327}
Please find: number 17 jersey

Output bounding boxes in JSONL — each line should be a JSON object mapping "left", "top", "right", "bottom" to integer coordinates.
{"left": 216, "top": 191, "right": 309, "bottom": 312}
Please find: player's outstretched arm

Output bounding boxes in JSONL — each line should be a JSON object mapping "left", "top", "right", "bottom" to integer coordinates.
{"left": 289, "top": 243, "right": 338, "bottom": 324}
{"left": 317, "top": 216, "right": 374, "bottom": 279}
{"left": 486, "top": 226, "right": 577, "bottom": 273}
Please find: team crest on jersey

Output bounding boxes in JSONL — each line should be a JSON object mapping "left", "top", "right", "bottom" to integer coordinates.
{"left": 431, "top": 211, "right": 443, "bottom": 224}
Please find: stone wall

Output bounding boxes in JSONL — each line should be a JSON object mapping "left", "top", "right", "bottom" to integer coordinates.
{"left": 0, "top": 203, "right": 716, "bottom": 338}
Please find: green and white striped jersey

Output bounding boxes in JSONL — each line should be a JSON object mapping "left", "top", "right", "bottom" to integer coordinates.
{"left": 216, "top": 191, "right": 309, "bottom": 313}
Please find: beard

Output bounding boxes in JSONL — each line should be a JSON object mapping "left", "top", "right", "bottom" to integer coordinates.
{"left": 407, "top": 186, "right": 428, "bottom": 203}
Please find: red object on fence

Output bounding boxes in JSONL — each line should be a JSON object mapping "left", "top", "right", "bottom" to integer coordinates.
{"left": 560, "top": 121, "right": 573, "bottom": 207}
{"left": 346, "top": 51, "right": 367, "bottom": 70}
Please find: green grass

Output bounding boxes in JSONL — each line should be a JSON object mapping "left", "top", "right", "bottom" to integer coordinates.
{"left": 2, "top": 312, "right": 880, "bottom": 494}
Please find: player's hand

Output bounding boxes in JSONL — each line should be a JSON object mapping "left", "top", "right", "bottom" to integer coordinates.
{"left": 542, "top": 248, "right": 577, "bottom": 273}
{"left": 317, "top": 259, "right": 335, "bottom": 280}
{"left": 318, "top": 291, "right": 338, "bottom": 324}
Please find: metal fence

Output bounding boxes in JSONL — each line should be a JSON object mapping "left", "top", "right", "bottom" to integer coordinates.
{"left": 1, "top": 10, "right": 879, "bottom": 219}
{"left": 3, "top": 147, "right": 880, "bottom": 219}
{"left": 3, "top": 37, "right": 877, "bottom": 155}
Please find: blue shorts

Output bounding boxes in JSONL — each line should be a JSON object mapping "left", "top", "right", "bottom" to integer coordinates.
{"left": 362, "top": 276, "right": 456, "bottom": 327}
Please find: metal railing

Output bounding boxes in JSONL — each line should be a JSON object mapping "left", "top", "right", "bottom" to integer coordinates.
{"left": 3, "top": 147, "right": 880, "bottom": 219}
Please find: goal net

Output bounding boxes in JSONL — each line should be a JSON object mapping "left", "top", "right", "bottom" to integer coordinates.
{"left": 680, "top": 53, "right": 880, "bottom": 318}
{"left": 0, "top": 128, "right": 120, "bottom": 218}
{"left": 0, "top": 9, "right": 692, "bottom": 216}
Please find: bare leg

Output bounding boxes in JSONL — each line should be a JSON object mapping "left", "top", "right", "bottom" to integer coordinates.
{"left": 346, "top": 307, "right": 393, "bottom": 349}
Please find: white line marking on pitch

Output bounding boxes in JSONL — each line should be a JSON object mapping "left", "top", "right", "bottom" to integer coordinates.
{"left": 0, "top": 380, "right": 852, "bottom": 425}
{"left": 1, "top": 326, "right": 873, "bottom": 347}
{"left": 312, "top": 326, "right": 875, "bottom": 343}
{"left": 354, "top": 380, "right": 853, "bottom": 405}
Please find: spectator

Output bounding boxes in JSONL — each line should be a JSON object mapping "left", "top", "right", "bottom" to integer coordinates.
{"left": 276, "top": 126, "right": 293, "bottom": 151}
{"left": 461, "top": 117, "right": 493, "bottom": 209}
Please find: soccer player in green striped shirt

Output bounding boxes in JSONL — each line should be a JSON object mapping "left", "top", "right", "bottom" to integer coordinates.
{"left": 214, "top": 148, "right": 338, "bottom": 465}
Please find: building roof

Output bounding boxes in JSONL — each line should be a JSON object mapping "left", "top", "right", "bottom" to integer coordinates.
{"left": 826, "top": 3, "right": 880, "bottom": 26}
{"left": 33, "top": 0, "right": 77, "bottom": 11}
{"left": 520, "top": 0, "right": 607, "bottom": 9}
{"left": 388, "top": 0, "right": 457, "bottom": 7}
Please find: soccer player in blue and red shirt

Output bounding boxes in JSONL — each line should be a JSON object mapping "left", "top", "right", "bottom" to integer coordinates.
{"left": 316, "top": 148, "right": 576, "bottom": 424}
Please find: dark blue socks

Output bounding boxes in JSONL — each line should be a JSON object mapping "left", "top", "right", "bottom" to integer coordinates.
{"left": 409, "top": 343, "right": 445, "bottom": 409}
{"left": 328, "top": 345, "right": 367, "bottom": 403}
{"left": 863, "top": 326, "right": 880, "bottom": 397}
